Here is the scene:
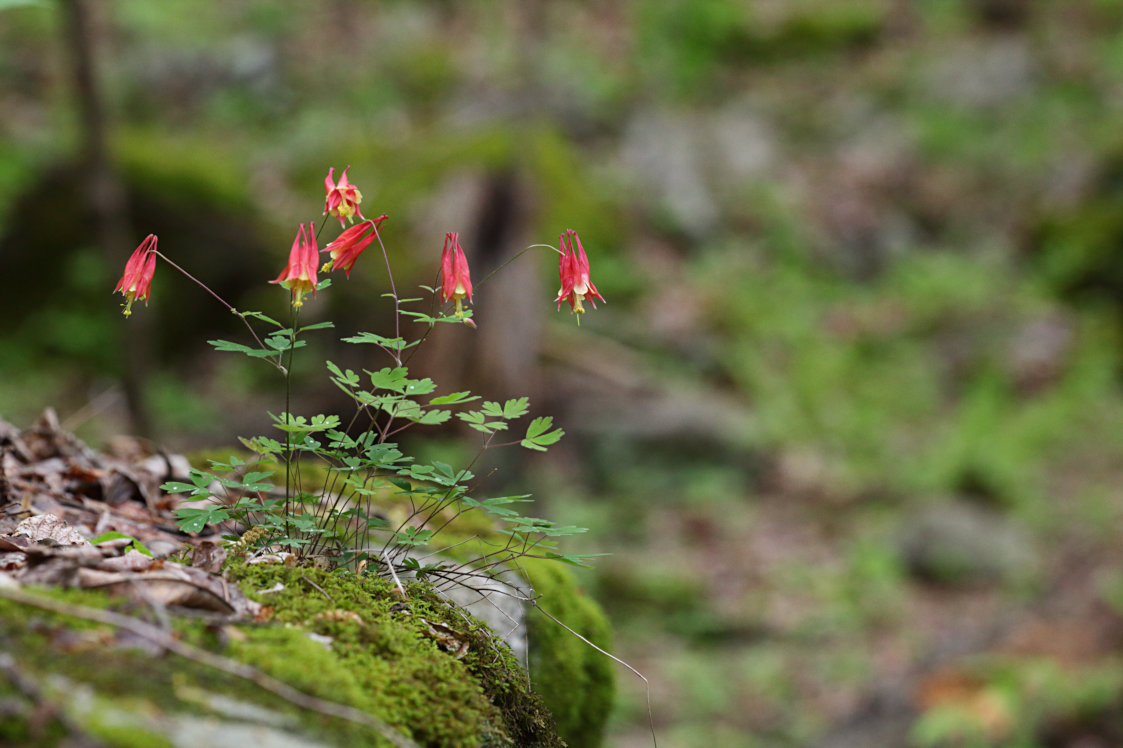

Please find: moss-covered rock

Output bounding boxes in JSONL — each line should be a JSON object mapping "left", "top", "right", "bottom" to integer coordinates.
{"left": 0, "top": 564, "right": 566, "bottom": 747}
{"left": 521, "top": 559, "right": 616, "bottom": 748}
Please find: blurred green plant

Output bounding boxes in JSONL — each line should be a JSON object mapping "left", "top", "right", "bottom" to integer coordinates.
{"left": 911, "top": 656, "right": 1123, "bottom": 748}
{"left": 695, "top": 237, "right": 1123, "bottom": 510}
{"left": 634, "top": 0, "right": 885, "bottom": 99}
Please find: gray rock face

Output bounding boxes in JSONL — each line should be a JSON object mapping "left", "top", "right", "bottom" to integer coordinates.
{"left": 434, "top": 568, "right": 533, "bottom": 669}
{"left": 398, "top": 559, "right": 533, "bottom": 668}
{"left": 619, "top": 104, "right": 778, "bottom": 238}
{"left": 896, "top": 500, "right": 1038, "bottom": 586}
{"left": 921, "top": 36, "right": 1037, "bottom": 109}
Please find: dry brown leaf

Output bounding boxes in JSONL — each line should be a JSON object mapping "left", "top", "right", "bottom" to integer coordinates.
{"left": 96, "top": 550, "right": 157, "bottom": 573}
{"left": 247, "top": 552, "right": 296, "bottom": 566}
{"left": 0, "top": 554, "right": 25, "bottom": 573}
{"left": 419, "top": 617, "right": 470, "bottom": 659}
{"left": 77, "top": 568, "right": 238, "bottom": 614}
{"left": 190, "top": 540, "right": 227, "bottom": 574}
{"left": 15, "top": 514, "right": 87, "bottom": 546}
{"left": 916, "top": 667, "right": 1014, "bottom": 740}
{"left": 0, "top": 536, "right": 30, "bottom": 552}
{"left": 103, "top": 469, "right": 145, "bottom": 506}
{"left": 315, "top": 609, "right": 364, "bottom": 625}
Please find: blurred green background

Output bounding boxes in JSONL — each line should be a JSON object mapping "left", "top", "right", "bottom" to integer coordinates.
{"left": 7, "top": 0, "right": 1123, "bottom": 745}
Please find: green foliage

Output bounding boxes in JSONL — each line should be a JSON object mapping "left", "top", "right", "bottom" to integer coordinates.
{"left": 0, "top": 0, "right": 47, "bottom": 10}
{"left": 522, "top": 416, "right": 565, "bottom": 452}
{"left": 88, "top": 531, "right": 153, "bottom": 557}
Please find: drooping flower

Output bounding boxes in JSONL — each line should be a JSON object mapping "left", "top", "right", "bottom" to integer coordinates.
{"left": 555, "top": 229, "right": 604, "bottom": 316}
{"left": 114, "top": 234, "right": 158, "bottom": 317}
{"left": 440, "top": 232, "right": 473, "bottom": 319}
{"left": 270, "top": 223, "right": 319, "bottom": 308}
{"left": 320, "top": 214, "right": 388, "bottom": 277}
{"left": 323, "top": 166, "right": 364, "bottom": 227}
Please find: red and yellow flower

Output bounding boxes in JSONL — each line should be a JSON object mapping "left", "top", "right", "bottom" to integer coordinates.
{"left": 271, "top": 223, "right": 319, "bottom": 308}
{"left": 321, "top": 214, "right": 388, "bottom": 277}
{"left": 114, "top": 234, "right": 158, "bottom": 317}
{"left": 323, "top": 166, "right": 364, "bottom": 227}
{"left": 555, "top": 229, "right": 604, "bottom": 315}
{"left": 440, "top": 232, "right": 473, "bottom": 319}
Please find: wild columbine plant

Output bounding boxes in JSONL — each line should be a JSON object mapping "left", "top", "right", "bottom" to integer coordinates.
{"left": 115, "top": 166, "right": 606, "bottom": 593}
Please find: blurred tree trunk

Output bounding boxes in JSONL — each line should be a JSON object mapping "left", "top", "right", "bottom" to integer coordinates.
{"left": 413, "top": 3, "right": 548, "bottom": 406}
{"left": 412, "top": 168, "right": 542, "bottom": 404}
{"left": 61, "top": 0, "right": 151, "bottom": 436}
{"left": 472, "top": 169, "right": 544, "bottom": 400}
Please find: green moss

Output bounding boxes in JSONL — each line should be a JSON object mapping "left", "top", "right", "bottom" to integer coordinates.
{"left": 521, "top": 559, "right": 616, "bottom": 748}
{"left": 226, "top": 562, "right": 563, "bottom": 747}
{"left": 83, "top": 718, "right": 175, "bottom": 748}
{"left": 0, "top": 565, "right": 567, "bottom": 748}
{"left": 113, "top": 129, "right": 256, "bottom": 216}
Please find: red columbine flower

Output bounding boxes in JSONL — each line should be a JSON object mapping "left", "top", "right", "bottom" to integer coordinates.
{"left": 270, "top": 223, "right": 319, "bottom": 308}
{"left": 555, "top": 229, "right": 604, "bottom": 316}
{"left": 440, "top": 232, "right": 473, "bottom": 319}
{"left": 114, "top": 234, "right": 158, "bottom": 317}
{"left": 321, "top": 214, "right": 388, "bottom": 277}
{"left": 323, "top": 166, "right": 364, "bottom": 228}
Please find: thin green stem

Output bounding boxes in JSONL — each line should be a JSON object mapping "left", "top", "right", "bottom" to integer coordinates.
{"left": 474, "top": 243, "right": 560, "bottom": 290}
{"left": 314, "top": 214, "right": 330, "bottom": 240}
{"left": 152, "top": 250, "right": 282, "bottom": 370}
{"left": 380, "top": 431, "right": 496, "bottom": 563}
{"left": 401, "top": 242, "right": 558, "bottom": 366}
{"left": 284, "top": 305, "right": 300, "bottom": 541}
{"left": 372, "top": 226, "right": 402, "bottom": 366}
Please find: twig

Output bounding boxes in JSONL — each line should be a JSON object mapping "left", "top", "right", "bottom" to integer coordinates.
{"left": 531, "top": 602, "right": 658, "bottom": 748}
{"left": 0, "top": 586, "right": 422, "bottom": 748}
{"left": 300, "top": 574, "right": 333, "bottom": 601}
{"left": 152, "top": 250, "right": 281, "bottom": 371}
{"left": 382, "top": 548, "right": 408, "bottom": 598}
{"left": 59, "top": 385, "right": 122, "bottom": 432}
{"left": 129, "top": 578, "right": 171, "bottom": 633}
